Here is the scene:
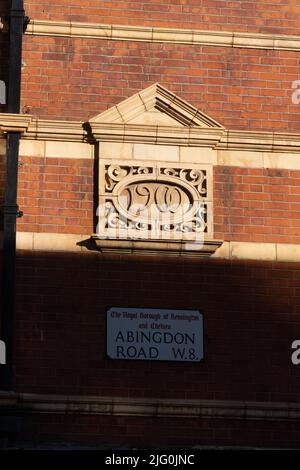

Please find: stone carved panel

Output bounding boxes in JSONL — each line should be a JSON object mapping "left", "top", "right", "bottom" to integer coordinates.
{"left": 98, "top": 161, "right": 213, "bottom": 242}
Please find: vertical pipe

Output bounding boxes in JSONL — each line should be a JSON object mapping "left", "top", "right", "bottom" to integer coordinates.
{"left": 0, "top": 0, "right": 26, "bottom": 390}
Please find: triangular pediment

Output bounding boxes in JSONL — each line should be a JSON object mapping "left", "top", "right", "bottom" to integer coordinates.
{"left": 90, "top": 83, "right": 224, "bottom": 128}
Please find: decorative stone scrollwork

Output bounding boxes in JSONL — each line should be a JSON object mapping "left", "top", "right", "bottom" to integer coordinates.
{"left": 105, "top": 165, "right": 153, "bottom": 193}
{"left": 98, "top": 162, "right": 212, "bottom": 242}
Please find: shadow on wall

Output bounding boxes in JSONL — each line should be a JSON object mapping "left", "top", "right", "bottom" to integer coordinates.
{"left": 1, "top": 249, "right": 298, "bottom": 448}
{"left": 13, "top": 250, "right": 300, "bottom": 402}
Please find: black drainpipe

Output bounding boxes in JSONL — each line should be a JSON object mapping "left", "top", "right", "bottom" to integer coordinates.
{"left": 0, "top": 0, "right": 28, "bottom": 390}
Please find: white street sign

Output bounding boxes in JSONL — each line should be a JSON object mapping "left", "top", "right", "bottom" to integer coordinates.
{"left": 107, "top": 307, "right": 204, "bottom": 362}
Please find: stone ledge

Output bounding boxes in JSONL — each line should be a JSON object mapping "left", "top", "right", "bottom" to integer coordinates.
{"left": 0, "top": 121, "right": 298, "bottom": 155}
{"left": 25, "top": 119, "right": 87, "bottom": 142}
{"left": 212, "top": 241, "right": 300, "bottom": 262}
{"left": 15, "top": 232, "right": 300, "bottom": 262}
{"left": 92, "top": 237, "right": 223, "bottom": 258}
{"left": 0, "top": 114, "right": 32, "bottom": 133}
{"left": 26, "top": 19, "right": 300, "bottom": 52}
{"left": 5, "top": 393, "right": 300, "bottom": 421}
{"left": 90, "top": 123, "right": 225, "bottom": 147}
{"left": 0, "top": 392, "right": 18, "bottom": 408}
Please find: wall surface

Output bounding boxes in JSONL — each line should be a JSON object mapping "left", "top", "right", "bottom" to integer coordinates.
{"left": 21, "top": 37, "right": 300, "bottom": 131}
{"left": 13, "top": 251, "right": 300, "bottom": 447}
{"left": 15, "top": 149, "right": 300, "bottom": 246}
{"left": 15, "top": 252, "right": 300, "bottom": 401}
{"left": 1, "top": 0, "right": 300, "bottom": 448}
{"left": 23, "top": 0, "right": 300, "bottom": 35}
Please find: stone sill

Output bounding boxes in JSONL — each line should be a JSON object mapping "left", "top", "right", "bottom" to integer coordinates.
{"left": 91, "top": 237, "right": 223, "bottom": 257}
{"left": 2, "top": 392, "right": 300, "bottom": 421}
{"left": 0, "top": 114, "right": 32, "bottom": 133}
{"left": 0, "top": 391, "right": 18, "bottom": 408}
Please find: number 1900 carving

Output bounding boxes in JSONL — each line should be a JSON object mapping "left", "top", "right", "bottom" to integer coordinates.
{"left": 98, "top": 162, "right": 213, "bottom": 242}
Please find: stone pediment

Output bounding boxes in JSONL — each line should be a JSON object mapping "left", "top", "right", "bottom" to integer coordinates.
{"left": 90, "top": 84, "right": 224, "bottom": 257}
{"left": 90, "top": 83, "right": 224, "bottom": 128}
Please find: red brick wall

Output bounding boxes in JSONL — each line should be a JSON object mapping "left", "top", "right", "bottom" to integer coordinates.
{"left": 24, "top": 0, "right": 300, "bottom": 35}
{"left": 21, "top": 37, "right": 300, "bottom": 132}
{"left": 214, "top": 166, "right": 300, "bottom": 244}
{"left": 15, "top": 252, "right": 300, "bottom": 401}
{"left": 11, "top": 0, "right": 300, "bottom": 449}
{"left": 14, "top": 251, "right": 300, "bottom": 447}
{"left": 17, "top": 156, "right": 94, "bottom": 234}
{"left": 17, "top": 158, "right": 300, "bottom": 246}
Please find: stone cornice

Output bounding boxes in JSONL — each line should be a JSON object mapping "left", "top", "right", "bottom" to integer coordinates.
{"left": 0, "top": 113, "right": 32, "bottom": 133}
{"left": 220, "top": 130, "right": 300, "bottom": 153}
{"left": 25, "top": 118, "right": 87, "bottom": 142}
{"left": 91, "top": 238, "right": 222, "bottom": 258}
{"left": 1, "top": 115, "right": 300, "bottom": 153}
{"left": 15, "top": 233, "right": 300, "bottom": 263}
{"left": 1, "top": 392, "right": 300, "bottom": 421}
{"left": 25, "top": 19, "right": 300, "bottom": 52}
{"left": 21, "top": 121, "right": 300, "bottom": 152}
{"left": 0, "top": 115, "right": 87, "bottom": 141}
{"left": 89, "top": 123, "right": 225, "bottom": 147}
{"left": 88, "top": 123, "right": 300, "bottom": 152}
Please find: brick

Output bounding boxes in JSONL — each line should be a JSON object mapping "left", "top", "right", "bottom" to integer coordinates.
{"left": 5, "top": 0, "right": 300, "bottom": 450}
{"left": 19, "top": 36, "right": 300, "bottom": 133}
